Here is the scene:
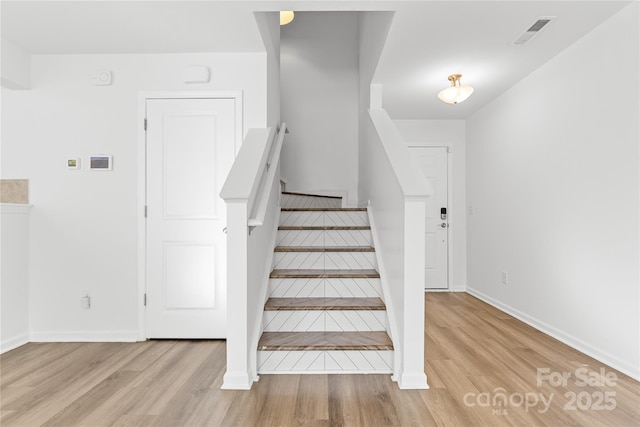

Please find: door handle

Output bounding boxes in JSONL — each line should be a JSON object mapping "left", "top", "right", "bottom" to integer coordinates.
{"left": 438, "top": 223, "right": 448, "bottom": 228}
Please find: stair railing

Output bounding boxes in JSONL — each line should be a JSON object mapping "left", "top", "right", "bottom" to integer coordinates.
{"left": 248, "top": 123, "right": 287, "bottom": 233}
{"left": 219, "top": 122, "right": 287, "bottom": 390}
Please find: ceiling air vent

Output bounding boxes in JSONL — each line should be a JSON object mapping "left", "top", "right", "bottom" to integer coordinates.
{"left": 513, "top": 17, "right": 555, "bottom": 45}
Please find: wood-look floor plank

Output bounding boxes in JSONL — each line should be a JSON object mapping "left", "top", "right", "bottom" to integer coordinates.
{"left": 72, "top": 342, "right": 177, "bottom": 426}
{"left": 293, "top": 375, "right": 329, "bottom": 424}
{"left": 41, "top": 370, "right": 142, "bottom": 427}
{"left": 2, "top": 343, "right": 147, "bottom": 426}
{"left": 327, "top": 375, "right": 365, "bottom": 426}
{"left": 1, "top": 293, "right": 639, "bottom": 427}
{"left": 420, "top": 387, "right": 478, "bottom": 427}
{"left": 152, "top": 342, "right": 225, "bottom": 426}
{"left": 0, "top": 342, "right": 85, "bottom": 387}
{"left": 129, "top": 342, "right": 215, "bottom": 416}
{"left": 356, "top": 375, "right": 402, "bottom": 426}
{"left": 255, "top": 374, "right": 301, "bottom": 426}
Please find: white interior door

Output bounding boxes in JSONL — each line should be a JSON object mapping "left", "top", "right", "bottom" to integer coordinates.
{"left": 146, "top": 98, "right": 236, "bottom": 338}
{"left": 409, "top": 147, "right": 449, "bottom": 290}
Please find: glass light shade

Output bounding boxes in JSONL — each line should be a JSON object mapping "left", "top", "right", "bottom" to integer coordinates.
{"left": 280, "top": 11, "right": 295, "bottom": 25}
{"left": 437, "top": 85, "right": 474, "bottom": 104}
{"left": 437, "top": 74, "right": 474, "bottom": 104}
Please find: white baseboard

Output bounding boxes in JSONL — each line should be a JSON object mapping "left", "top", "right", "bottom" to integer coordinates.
{"left": 249, "top": 206, "right": 280, "bottom": 377}
{"left": 397, "top": 371, "right": 430, "bottom": 389}
{"left": 29, "top": 330, "right": 140, "bottom": 342}
{"left": 1, "top": 333, "right": 29, "bottom": 354}
{"left": 221, "top": 371, "right": 256, "bottom": 390}
{"left": 366, "top": 206, "right": 403, "bottom": 383}
{"left": 467, "top": 287, "right": 640, "bottom": 381}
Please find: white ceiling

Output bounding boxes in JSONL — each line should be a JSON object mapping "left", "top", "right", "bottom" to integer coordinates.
{"left": 0, "top": 1, "right": 267, "bottom": 53}
{"left": 375, "top": 1, "right": 632, "bottom": 119}
{"left": 1, "top": 1, "right": 632, "bottom": 119}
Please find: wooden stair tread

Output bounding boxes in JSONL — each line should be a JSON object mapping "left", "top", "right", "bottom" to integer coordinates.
{"left": 274, "top": 246, "right": 374, "bottom": 252}
{"left": 270, "top": 269, "right": 380, "bottom": 279}
{"left": 282, "top": 191, "right": 342, "bottom": 200}
{"left": 265, "top": 297, "right": 385, "bottom": 311}
{"left": 278, "top": 226, "right": 370, "bottom": 231}
{"left": 281, "top": 208, "right": 366, "bottom": 212}
{"left": 258, "top": 331, "right": 393, "bottom": 351}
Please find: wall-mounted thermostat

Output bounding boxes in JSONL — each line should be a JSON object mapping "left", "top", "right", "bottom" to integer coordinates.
{"left": 90, "top": 155, "right": 112, "bottom": 170}
{"left": 92, "top": 69, "right": 112, "bottom": 86}
{"left": 67, "top": 158, "right": 81, "bottom": 170}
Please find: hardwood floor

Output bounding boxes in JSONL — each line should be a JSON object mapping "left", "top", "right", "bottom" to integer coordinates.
{"left": 2, "top": 293, "right": 638, "bottom": 426}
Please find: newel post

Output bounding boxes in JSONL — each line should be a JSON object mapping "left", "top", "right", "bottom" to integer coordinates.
{"left": 221, "top": 199, "right": 253, "bottom": 390}
{"left": 400, "top": 196, "right": 429, "bottom": 389}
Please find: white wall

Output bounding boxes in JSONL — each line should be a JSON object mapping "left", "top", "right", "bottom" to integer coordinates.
{"left": 358, "top": 11, "right": 430, "bottom": 389}
{"left": 364, "top": 110, "right": 431, "bottom": 389}
{"left": 1, "top": 204, "right": 31, "bottom": 351}
{"left": 254, "top": 11, "right": 281, "bottom": 129}
{"left": 394, "top": 120, "right": 467, "bottom": 291}
{"left": 280, "top": 12, "right": 359, "bottom": 206}
{"left": 1, "top": 52, "right": 267, "bottom": 341}
{"left": 1, "top": 39, "right": 31, "bottom": 90}
{"left": 466, "top": 3, "right": 639, "bottom": 379}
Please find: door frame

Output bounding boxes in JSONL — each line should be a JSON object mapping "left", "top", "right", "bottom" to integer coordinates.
{"left": 136, "top": 91, "right": 243, "bottom": 340}
{"left": 408, "top": 145, "right": 454, "bottom": 291}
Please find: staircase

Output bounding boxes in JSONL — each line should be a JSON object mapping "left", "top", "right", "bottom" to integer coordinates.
{"left": 257, "top": 192, "right": 394, "bottom": 373}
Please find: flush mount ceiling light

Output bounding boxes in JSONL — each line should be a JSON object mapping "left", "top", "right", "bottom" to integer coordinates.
{"left": 280, "top": 11, "right": 295, "bottom": 25}
{"left": 437, "top": 74, "right": 474, "bottom": 104}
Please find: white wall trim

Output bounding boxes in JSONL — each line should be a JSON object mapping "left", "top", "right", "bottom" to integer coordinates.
{"left": 221, "top": 372, "right": 254, "bottom": 390}
{"left": 30, "top": 330, "right": 139, "bottom": 342}
{"left": 398, "top": 372, "right": 430, "bottom": 390}
{"left": 366, "top": 204, "right": 400, "bottom": 381}
{"left": 0, "top": 203, "right": 33, "bottom": 213}
{"left": 467, "top": 288, "right": 640, "bottom": 381}
{"left": 0, "top": 334, "right": 29, "bottom": 354}
{"left": 137, "top": 90, "right": 243, "bottom": 341}
{"left": 248, "top": 206, "right": 281, "bottom": 380}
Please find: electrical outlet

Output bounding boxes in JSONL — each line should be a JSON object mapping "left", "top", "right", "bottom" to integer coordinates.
{"left": 467, "top": 205, "right": 474, "bottom": 215}
{"left": 501, "top": 271, "right": 508, "bottom": 285}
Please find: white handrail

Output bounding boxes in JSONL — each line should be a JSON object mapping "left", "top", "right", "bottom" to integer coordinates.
{"left": 248, "top": 123, "right": 287, "bottom": 228}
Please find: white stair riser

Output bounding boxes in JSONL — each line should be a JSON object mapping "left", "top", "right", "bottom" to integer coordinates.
{"left": 273, "top": 252, "right": 377, "bottom": 270}
{"left": 277, "top": 229, "right": 373, "bottom": 247}
{"left": 257, "top": 350, "right": 393, "bottom": 373}
{"left": 269, "top": 278, "right": 383, "bottom": 298}
{"left": 263, "top": 310, "right": 388, "bottom": 332}
{"left": 263, "top": 194, "right": 393, "bottom": 376}
{"left": 279, "top": 211, "right": 368, "bottom": 227}
{"left": 281, "top": 194, "right": 342, "bottom": 209}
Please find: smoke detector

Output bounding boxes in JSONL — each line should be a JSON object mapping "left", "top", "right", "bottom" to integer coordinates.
{"left": 513, "top": 17, "right": 555, "bottom": 45}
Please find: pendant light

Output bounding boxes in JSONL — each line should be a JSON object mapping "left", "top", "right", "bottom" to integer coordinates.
{"left": 437, "top": 74, "right": 474, "bottom": 104}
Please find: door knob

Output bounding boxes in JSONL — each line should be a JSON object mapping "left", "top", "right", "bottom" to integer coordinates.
{"left": 438, "top": 223, "right": 448, "bottom": 228}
